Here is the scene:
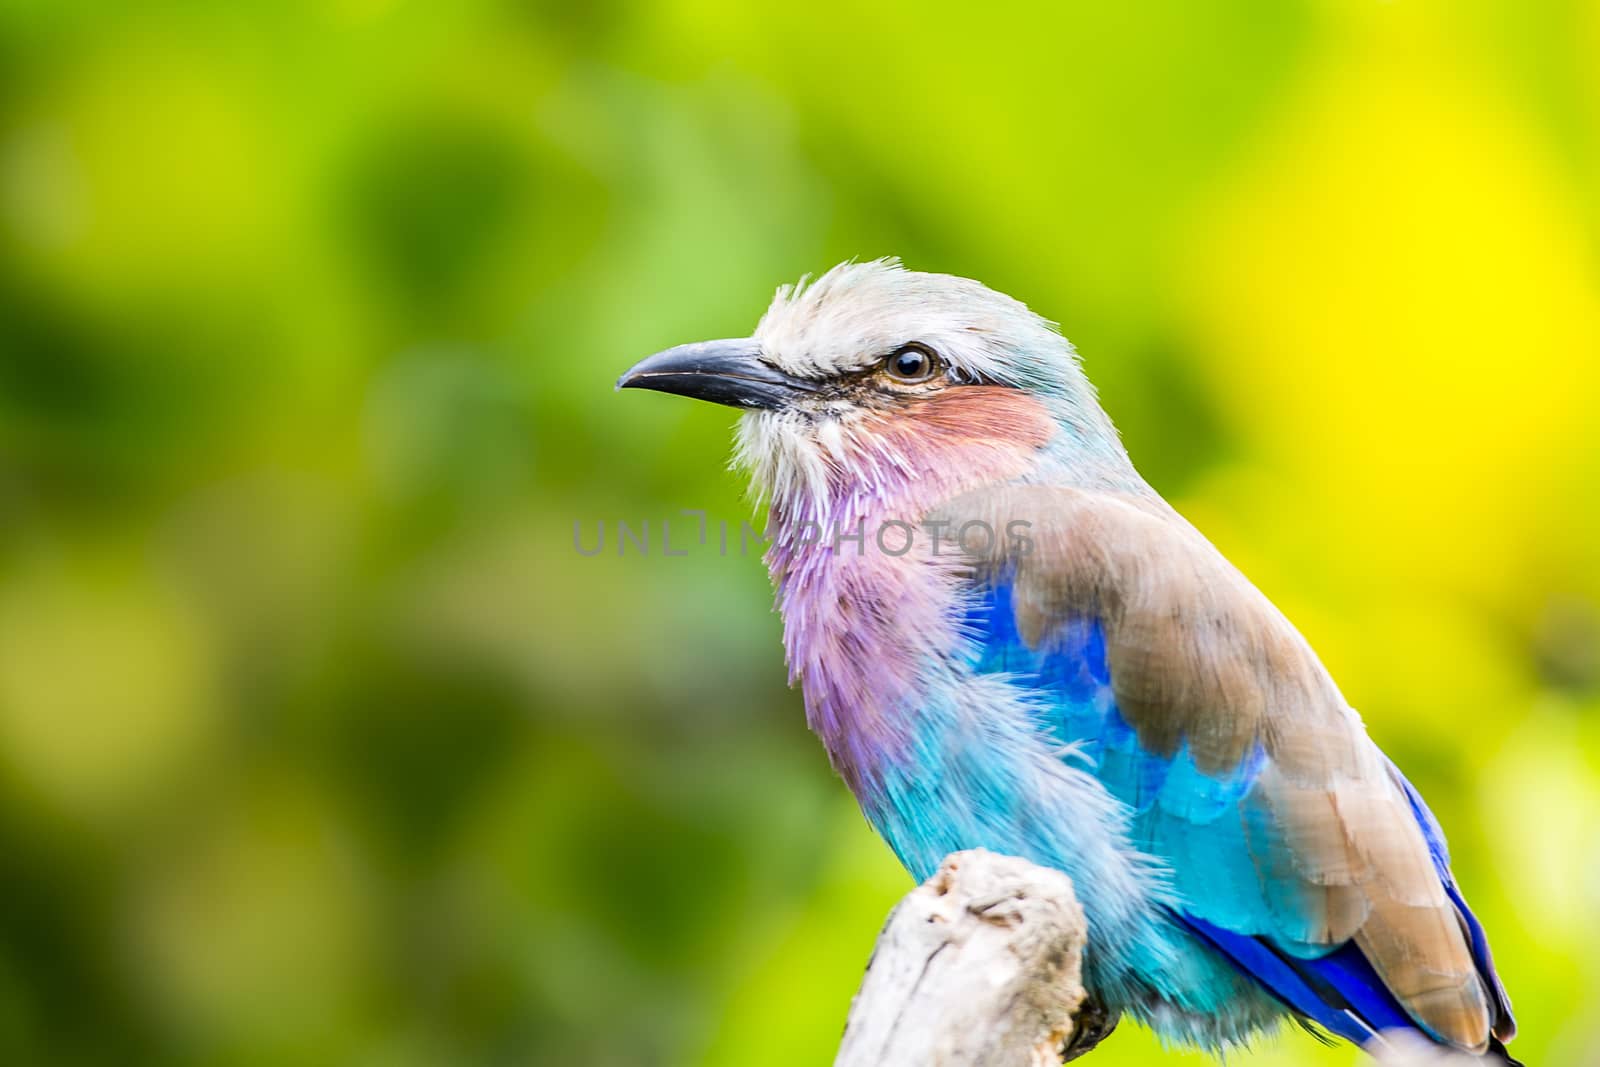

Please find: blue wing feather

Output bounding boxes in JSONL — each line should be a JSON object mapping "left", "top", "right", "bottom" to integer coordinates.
{"left": 1387, "top": 758, "right": 1517, "bottom": 1038}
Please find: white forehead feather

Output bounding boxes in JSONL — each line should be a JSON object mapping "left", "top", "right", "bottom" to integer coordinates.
{"left": 753, "top": 258, "right": 1083, "bottom": 391}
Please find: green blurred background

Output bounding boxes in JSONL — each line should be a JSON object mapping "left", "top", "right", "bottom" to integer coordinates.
{"left": 1, "top": 1, "right": 1598, "bottom": 1064}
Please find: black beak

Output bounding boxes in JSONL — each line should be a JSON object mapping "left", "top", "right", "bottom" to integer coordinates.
{"left": 616, "top": 338, "right": 818, "bottom": 410}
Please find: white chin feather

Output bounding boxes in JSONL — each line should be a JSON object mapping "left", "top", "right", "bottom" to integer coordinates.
{"left": 733, "top": 409, "right": 917, "bottom": 528}
{"left": 733, "top": 411, "right": 836, "bottom": 519}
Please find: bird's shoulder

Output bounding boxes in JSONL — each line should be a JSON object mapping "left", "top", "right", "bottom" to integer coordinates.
{"left": 931, "top": 480, "right": 1354, "bottom": 776}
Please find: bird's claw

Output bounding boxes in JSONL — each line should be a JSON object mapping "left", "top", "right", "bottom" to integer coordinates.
{"left": 1060, "top": 998, "right": 1120, "bottom": 1062}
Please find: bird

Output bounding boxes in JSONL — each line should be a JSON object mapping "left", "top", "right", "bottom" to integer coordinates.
{"left": 616, "top": 259, "right": 1517, "bottom": 1062}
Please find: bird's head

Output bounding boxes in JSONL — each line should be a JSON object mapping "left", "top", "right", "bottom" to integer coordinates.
{"left": 618, "top": 259, "right": 1130, "bottom": 520}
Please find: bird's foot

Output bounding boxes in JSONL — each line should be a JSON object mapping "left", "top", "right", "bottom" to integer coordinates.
{"left": 1060, "top": 997, "right": 1120, "bottom": 1062}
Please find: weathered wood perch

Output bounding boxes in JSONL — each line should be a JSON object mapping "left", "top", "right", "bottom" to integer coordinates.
{"left": 834, "top": 849, "right": 1092, "bottom": 1067}
{"left": 834, "top": 849, "right": 1488, "bottom": 1067}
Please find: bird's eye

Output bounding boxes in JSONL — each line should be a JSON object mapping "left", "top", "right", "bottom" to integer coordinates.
{"left": 884, "top": 344, "right": 939, "bottom": 384}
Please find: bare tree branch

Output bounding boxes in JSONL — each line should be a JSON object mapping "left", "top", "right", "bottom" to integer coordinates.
{"left": 834, "top": 849, "right": 1090, "bottom": 1067}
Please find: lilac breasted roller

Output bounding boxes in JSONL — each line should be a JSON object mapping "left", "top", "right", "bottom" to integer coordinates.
{"left": 618, "top": 260, "right": 1517, "bottom": 1062}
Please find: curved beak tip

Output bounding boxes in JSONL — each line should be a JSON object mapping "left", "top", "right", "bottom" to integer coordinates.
{"left": 613, "top": 358, "right": 657, "bottom": 392}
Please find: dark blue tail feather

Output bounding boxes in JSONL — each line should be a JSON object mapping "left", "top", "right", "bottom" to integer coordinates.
{"left": 1179, "top": 914, "right": 1413, "bottom": 1047}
